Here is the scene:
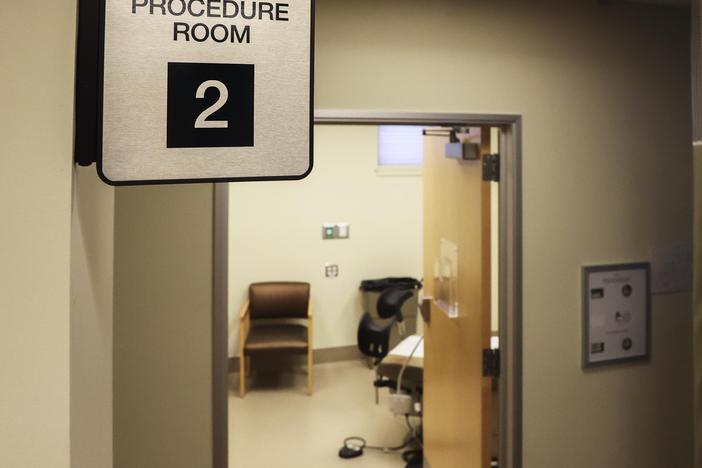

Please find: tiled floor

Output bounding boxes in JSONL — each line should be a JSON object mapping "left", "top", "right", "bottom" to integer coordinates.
{"left": 229, "top": 360, "right": 412, "bottom": 468}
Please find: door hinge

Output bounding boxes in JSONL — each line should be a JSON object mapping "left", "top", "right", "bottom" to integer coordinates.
{"left": 482, "top": 153, "right": 500, "bottom": 182}
{"left": 483, "top": 348, "right": 500, "bottom": 378}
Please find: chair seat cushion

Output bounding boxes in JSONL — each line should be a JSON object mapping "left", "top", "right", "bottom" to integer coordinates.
{"left": 244, "top": 324, "right": 309, "bottom": 353}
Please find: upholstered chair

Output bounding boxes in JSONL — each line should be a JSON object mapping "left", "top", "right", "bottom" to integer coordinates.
{"left": 239, "top": 282, "right": 312, "bottom": 397}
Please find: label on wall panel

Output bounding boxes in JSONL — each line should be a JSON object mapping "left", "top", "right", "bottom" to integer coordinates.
{"left": 650, "top": 243, "right": 693, "bottom": 294}
{"left": 582, "top": 263, "right": 650, "bottom": 368}
{"left": 97, "top": 0, "right": 314, "bottom": 185}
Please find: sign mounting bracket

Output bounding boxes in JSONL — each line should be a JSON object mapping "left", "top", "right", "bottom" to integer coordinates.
{"left": 74, "top": 0, "right": 101, "bottom": 167}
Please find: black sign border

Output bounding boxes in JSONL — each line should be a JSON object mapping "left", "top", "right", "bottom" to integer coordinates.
{"left": 75, "top": 0, "right": 315, "bottom": 186}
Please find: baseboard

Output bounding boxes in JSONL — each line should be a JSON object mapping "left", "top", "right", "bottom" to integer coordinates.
{"left": 314, "top": 345, "right": 363, "bottom": 364}
{"left": 228, "top": 345, "right": 361, "bottom": 373}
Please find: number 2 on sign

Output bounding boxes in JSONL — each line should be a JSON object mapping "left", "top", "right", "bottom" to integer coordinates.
{"left": 195, "top": 80, "right": 229, "bottom": 129}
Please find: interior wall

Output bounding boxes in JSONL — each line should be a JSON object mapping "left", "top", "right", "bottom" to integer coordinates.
{"left": 228, "top": 125, "right": 423, "bottom": 355}
{"left": 70, "top": 168, "right": 115, "bottom": 468}
{"left": 315, "top": 1, "right": 693, "bottom": 466}
{"left": 0, "top": 2, "right": 76, "bottom": 467}
{"left": 113, "top": 185, "right": 214, "bottom": 468}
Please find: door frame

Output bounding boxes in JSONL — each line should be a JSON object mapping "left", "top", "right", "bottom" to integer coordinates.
{"left": 212, "top": 110, "right": 523, "bottom": 468}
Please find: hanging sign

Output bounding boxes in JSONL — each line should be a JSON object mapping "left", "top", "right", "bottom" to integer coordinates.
{"left": 91, "top": 0, "right": 314, "bottom": 185}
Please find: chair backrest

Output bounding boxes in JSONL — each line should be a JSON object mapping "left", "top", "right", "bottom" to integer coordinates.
{"left": 377, "top": 288, "right": 414, "bottom": 322}
{"left": 249, "top": 282, "right": 310, "bottom": 320}
{"left": 357, "top": 312, "right": 395, "bottom": 360}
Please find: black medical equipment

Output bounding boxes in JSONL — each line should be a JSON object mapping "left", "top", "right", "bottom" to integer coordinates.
{"left": 357, "top": 288, "right": 414, "bottom": 363}
{"left": 343, "top": 288, "right": 424, "bottom": 467}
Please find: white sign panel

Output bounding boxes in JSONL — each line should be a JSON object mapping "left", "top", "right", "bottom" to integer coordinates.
{"left": 97, "top": 0, "right": 314, "bottom": 185}
{"left": 582, "top": 263, "right": 650, "bottom": 368}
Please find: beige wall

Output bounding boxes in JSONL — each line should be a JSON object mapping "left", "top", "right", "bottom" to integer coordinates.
{"left": 70, "top": 168, "right": 115, "bottom": 468}
{"left": 0, "top": 2, "right": 76, "bottom": 467}
{"left": 228, "top": 125, "right": 423, "bottom": 355}
{"left": 113, "top": 185, "right": 214, "bottom": 468}
{"left": 694, "top": 145, "right": 702, "bottom": 468}
{"left": 315, "top": 0, "right": 692, "bottom": 466}
{"left": 0, "top": 3, "right": 693, "bottom": 468}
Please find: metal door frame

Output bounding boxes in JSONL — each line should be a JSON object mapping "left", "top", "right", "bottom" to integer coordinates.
{"left": 213, "top": 110, "right": 523, "bottom": 468}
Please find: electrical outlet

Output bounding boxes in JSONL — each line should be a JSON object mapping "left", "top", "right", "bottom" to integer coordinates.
{"left": 325, "top": 264, "right": 339, "bottom": 278}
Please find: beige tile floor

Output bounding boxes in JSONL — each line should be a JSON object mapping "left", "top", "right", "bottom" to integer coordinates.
{"left": 229, "top": 360, "right": 413, "bottom": 468}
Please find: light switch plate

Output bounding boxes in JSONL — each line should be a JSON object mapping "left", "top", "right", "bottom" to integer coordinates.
{"left": 322, "top": 224, "right": 336, "bottom": 240}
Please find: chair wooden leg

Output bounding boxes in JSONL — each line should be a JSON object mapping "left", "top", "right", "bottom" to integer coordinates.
{"left": 239, "top": 353, "right": 246, "bottom": 398}
{"left": 307, "top": 348, "right": 313, "bottom": 396}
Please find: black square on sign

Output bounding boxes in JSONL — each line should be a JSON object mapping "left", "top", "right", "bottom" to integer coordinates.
{"left": 167, "top": 62, "right": 254, "bottom": 149}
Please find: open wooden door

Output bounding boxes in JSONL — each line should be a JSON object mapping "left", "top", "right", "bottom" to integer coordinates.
{"left": 423, "top": 128, "right": 493, "bottom": 468}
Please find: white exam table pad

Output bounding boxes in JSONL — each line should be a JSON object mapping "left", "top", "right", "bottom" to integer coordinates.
{"left": 382, "top": 334, "right": 500, "bottom": 369}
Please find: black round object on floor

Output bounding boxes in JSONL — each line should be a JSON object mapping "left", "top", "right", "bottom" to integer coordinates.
{"left": 339, "top": 437, "right": 365, "bottom": 459}
{"left": 338, "top": 445, "right": 363, "bottom": 459}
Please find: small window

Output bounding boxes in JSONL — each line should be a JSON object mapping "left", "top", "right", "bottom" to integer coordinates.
{"left": 378, "top": 125, "right": 424, "bottom": 167}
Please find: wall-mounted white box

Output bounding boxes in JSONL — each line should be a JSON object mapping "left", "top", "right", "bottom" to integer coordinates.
{"left": 335, "top": 223, "right": 350, "bottom": 239}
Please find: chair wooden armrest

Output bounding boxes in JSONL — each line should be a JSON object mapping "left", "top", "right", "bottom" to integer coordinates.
{"left": 307, "top": 302, "right": 313, "bottom": 342}
{"left": 239, "top": 300, "right": 251, "bottom": 342}
{"left": 307, "top": 301, "right": 313, "bottom": 396}
{"left": 240, "top": 300, "right": 250, "bottom": 320}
